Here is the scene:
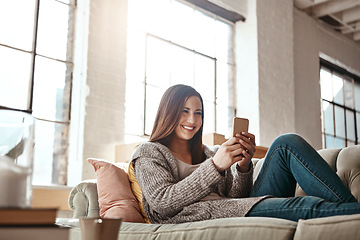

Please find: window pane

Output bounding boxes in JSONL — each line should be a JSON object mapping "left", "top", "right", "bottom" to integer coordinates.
{"left": 195, "top": 55, "right": 215, "bottom": 102}
{"left": 126, "top": 29, "right": 146, "bottom": 84}
{"left": 346, "top": 110, "right": 356, "bottom": 141}
{"left": 124, "top": 82, "right": 144, "bottom": 136}
{"left": 325, "top": 135, "right": 335, "bottom": 148}
{"left": 193, "top": 10, "right": 215, "bottom": 57}
{"left": 215, "top": 20, "right": 233, "bottom": 63}
{"left": 203, "top": 100, "right": 214, "bottom": 134}
{"left": 146, "top": 37, "right": 171, "bottom": 87}
{"left": 32, "top": 56, "right": 71, "bottom": 121}
{"left": 0, "top": 47, "right": 32, "bottom": 110}
{"left": 320, "top": 68, "right": 333, "bottom": 101}
{"left": 0, "top": 0, "right": 35, "bottom": 50}
{"left": 344, "top": 77, "right": 354, "bottom": 108}
{"left": 170, "top": 46, "right": 194, "bottom": 87}
{"left": 171, "top": 0, "right": 195, "bottom": 49}
{"left": 144, "top": 0, "right": 171, "bottom": 39}
{"left": 216, "top": 62, "right": 229, "bottom": 106}
{"left": 347, "top": 141, "right": 355, "bottom": 146}
{"left": 332, "top": 74, "right": 344, "bottom": 105}
{"left": 334, "top": 106, "right": 345, "bottom": 138}
{"left": 355, "top": 82, "right": 360, "bottom": 111}
{"left": 322, "top": 101, "right": 334, "bottom": 135}
{"left": 37, "top": 0, "right": 72, "bottom": 61}
{"left": 33, "top": 119, "right": 69, "bottom": 185}
{"left": 335, "top": 137, "right": 345, "bottom": 148}
{"left": 216, "top": 105, "right": 233, "bottom": 138}
{"left": 216, "top": 104, "right": 227, "bottom": 136}
{"left": 145, "top": 85, "right": 165, "bottom": 135}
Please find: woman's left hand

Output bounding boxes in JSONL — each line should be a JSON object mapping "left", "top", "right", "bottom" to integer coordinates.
{"left": 235, "top": 132, "right": 256, "bottom": 172}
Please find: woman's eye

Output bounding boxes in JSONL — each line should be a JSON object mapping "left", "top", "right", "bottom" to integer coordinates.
{"left": 183, "top": 110, "right": 189, "bottom": 113}
{"left": 196, "top": 112, "right": 202, "bottom": 116}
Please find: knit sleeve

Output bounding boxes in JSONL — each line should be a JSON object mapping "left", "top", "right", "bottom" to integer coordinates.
{"left": 133, "top": 144, "right": 224, "bottom": 218}
{"left": 224, "top": 163, "right": 254, "bottom": 198}
{"left": 204, "top": 144, "right": 254, "bottom": 198}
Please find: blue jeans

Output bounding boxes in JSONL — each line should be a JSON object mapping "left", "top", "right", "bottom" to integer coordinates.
{"left": 246, "top": 133, "right": 360, "bottom": 221}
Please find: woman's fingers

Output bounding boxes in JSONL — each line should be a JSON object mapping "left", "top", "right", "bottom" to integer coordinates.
{"left": 240, "top": 139, "right": 255, "bottom": 156}
{"left": 244, "top": 132, "right": 256, "bottom": 146}
{"left": 235, "top": 133, "right": 256, "bottom": 157}
{"left": 231, "top": 147, "right": 245, "bottom": 157}
{"left": 222, "top": 137, "right": 239, "bottom": 146}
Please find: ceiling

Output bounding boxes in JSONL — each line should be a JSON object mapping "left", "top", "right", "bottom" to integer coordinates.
{"left": 294, "top": 0, "right": 360, "bottom": 43}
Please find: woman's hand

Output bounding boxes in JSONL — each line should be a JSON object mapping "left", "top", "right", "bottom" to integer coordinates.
{"left": 212, "top": 132, "right": 256, "bottom": 172}
{"left": 236, "top": 132, "right": 256, "bottom": 172}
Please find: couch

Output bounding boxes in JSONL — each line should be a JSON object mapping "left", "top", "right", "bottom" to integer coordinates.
{"left": 63, "top": 145, "right": 360, "bottom": 240}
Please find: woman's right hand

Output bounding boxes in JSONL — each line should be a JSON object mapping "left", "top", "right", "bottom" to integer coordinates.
{"left": 212, "top": 137, "right": 245, "bottom": 172}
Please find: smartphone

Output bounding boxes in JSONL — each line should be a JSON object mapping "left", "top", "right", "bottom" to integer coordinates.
{"left": 232, "top": 117, "right": 249, "bottom": 137}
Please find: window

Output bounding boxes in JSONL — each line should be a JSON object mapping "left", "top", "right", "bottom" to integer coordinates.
{"left": 0, "top": 0, "right": 75, "bottom": 185}
{"left": 320, "top": 60, "right": 360, "bottom": 148}
{"left": 125, "top": 0, "right": 235, "bottom": 141}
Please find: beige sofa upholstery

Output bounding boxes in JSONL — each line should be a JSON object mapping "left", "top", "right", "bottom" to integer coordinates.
{"left": 66, "top": 145, "right": 360, "bottom": 240}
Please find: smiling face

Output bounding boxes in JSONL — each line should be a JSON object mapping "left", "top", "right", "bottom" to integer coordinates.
{"left": 173, "top": 96, "right": 203, "bottom": 142}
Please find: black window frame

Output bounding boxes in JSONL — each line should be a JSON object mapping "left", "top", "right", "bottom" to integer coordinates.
{"left": 320, "top": 59, "right": 360, "bottom": 148}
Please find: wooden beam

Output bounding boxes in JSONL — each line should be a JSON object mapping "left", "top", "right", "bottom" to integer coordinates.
{"left": 185, "top": 0, "right": 245, "bottom": 22}
{"left": 342, "top": 6, "right": 360, "bottom": 23}
{"left": 312, "top": 0, "right": 360, "bottom": 17}
{"left": 342, "top": 21, "right": 360, "bottom": 34}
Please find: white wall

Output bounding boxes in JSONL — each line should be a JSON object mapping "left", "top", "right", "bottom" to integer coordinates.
{"left": 236, "top": 0, "right": 296, "bottom": 147}
{"left": 293, "top": 8, "right": 360, "bottom": 149}
{"left": 70, "top": 0, "right": 129, "bottom": 181}
{"left": 235, "top": 0, "right": 260, "bottom": 140}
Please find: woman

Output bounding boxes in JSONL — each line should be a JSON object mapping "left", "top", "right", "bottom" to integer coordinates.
{"left": 131, "top": 84, "right": 360, "bottom": 224}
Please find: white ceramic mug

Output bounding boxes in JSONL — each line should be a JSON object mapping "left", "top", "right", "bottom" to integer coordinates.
{"left": 80, "top": 218, "right": 122, "bottom": 240}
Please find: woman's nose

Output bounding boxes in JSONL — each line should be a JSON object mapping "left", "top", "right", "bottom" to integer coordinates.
{"left": 186, "top": 113, "right": 196, "bottom": 123}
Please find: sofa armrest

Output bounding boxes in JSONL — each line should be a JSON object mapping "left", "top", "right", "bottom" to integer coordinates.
{"left": 68, "top": 179, "right": 100, "bottom": 218}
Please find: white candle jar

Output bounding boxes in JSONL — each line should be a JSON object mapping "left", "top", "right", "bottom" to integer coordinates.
{"left": 0, "top": 110, "right": 35, "bottom": 208}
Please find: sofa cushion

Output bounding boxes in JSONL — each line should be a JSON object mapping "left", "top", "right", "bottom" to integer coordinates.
{"left": 88, "top": 158, "right": 145, "bottom": 223}
{"left": 59, "top": 217, "right": 297, "bottom": 240}
{"left": 294, "top": 214, "right": 360, "bottom": 240}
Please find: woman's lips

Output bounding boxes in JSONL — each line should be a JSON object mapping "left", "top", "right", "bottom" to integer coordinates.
{"left": 182, "top": 125, "right": 195, "bottom": 130}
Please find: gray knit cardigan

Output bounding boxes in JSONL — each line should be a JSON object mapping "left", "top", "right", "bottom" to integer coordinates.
{"left": 131, "top": 141, "right": 266, "bottom": 224}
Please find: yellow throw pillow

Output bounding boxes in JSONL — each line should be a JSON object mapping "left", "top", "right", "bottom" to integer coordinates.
{"left": 128, "top": 162, "right": 151, "bottom": 223}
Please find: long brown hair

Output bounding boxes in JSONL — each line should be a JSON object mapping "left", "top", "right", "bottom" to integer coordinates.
{"left": 149, "top": 84, "right": 205, "bottom": 164}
